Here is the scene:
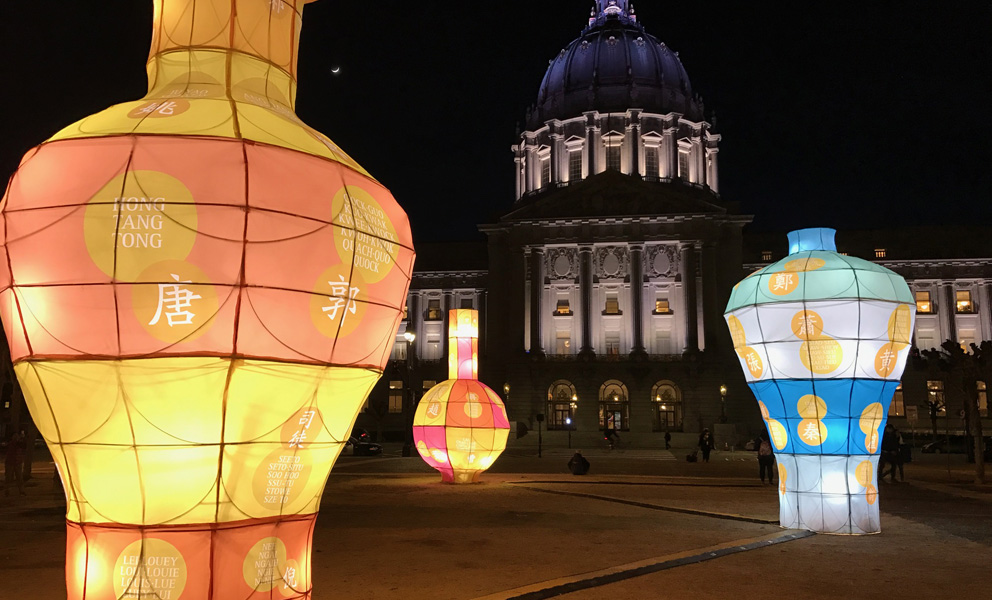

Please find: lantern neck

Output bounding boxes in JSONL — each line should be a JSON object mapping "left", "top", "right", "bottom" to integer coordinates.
{"left": 787, "top": 228, "right": 837, "bottom": 254}
{"left": 146, "top": 0, "right": 306, "bottom": 109}
{"left": 447, "top": 309, "right": 479, "bottom": 380}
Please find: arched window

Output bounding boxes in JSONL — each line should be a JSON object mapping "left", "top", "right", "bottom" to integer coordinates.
{"left": 599, "top": 380, "right": 629, "bottom": 431}
{"left": 547, "top": 380, "right": 577, "bottom": 430}
{"left": 651, "top": 381, "right": 683, "bottom": 432}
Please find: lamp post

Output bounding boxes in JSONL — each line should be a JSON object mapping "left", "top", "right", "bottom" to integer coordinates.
{"left": 402, "top": 330, "right": 416, "bottom": 457}
{"left": 570, "top": 394, "right": 578, "bottom": 449}
{"left": 719, "top": 384, "right": 728, "bottom": 423}
{"left": 536, "top": 413, "right": 544, "bottom": 458}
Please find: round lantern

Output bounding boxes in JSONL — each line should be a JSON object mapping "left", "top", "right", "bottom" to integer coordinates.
{"left": 0, "top": 1, "right": 413, "bottom": 598}
{"left": 413, "top": 309, "right": 510, "bottom": 483}
{"left": 725, "top": 228, "right": 913, "bottom": 534}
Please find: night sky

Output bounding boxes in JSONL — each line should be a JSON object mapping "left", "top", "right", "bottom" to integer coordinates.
{"left": 1, "top": 2, "right": 989, "bottom": 243}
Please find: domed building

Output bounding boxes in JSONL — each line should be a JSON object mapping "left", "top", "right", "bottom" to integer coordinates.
{"left": 349, "top": 0, "right": 992, "bottom": 452}
{"left": 515, "top": 0, "right": 717, "bottom": 199}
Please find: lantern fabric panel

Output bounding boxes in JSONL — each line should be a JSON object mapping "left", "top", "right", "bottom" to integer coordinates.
{"left": 0, "top": 2, "right": 412, "bottom": 597}
{"left": 725, "top": 228, "right": 912, "bottom": 534}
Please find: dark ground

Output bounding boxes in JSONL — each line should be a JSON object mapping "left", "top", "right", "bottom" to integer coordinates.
{"left": 2, "top": 445, "right": 990, "bottom": 598}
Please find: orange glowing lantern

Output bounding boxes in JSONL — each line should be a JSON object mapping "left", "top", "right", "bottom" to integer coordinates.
{"left": 413, "top": 309, "right": 510, "bottom": 483}
{"left": 0, "top": 1, "right": 413, "bottom": 598}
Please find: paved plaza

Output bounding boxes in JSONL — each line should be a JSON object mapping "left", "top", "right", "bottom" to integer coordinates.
{"left": 2, "top": 446, "right": 990, "bottom": 599}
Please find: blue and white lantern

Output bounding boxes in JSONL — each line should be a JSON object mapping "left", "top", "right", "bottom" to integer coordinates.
{"left": 725, "top": 228, "right": 914, "bottom": 534}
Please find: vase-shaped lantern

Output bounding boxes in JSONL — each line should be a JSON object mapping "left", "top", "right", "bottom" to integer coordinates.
{"left": 725, "top": 228, "right": 913, "bottom": 534}
{"left": 0, "top": 1, "right": 414, "bottom": 598}
{"left": 413, "top": 309, "right": 510, "bottom": 483}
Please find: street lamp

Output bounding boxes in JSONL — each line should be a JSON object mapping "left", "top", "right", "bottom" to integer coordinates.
{"left": 401, "top": 330, "right": 416, "bottom": 457}
{"left": 569, "top": 394, "right": 578, "bottom": 449}
{"left": 719, "top": 384, "right": 728, "bottom": 423}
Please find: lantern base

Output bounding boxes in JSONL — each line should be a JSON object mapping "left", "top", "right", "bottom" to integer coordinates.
{"left": 775, "top": 454, "right": 881, "bottom": 534}
{"left": 66, "top": 514, "right": 315, "bottom": 599}
{"left": 442, "top": 469, "right": 483, "bottom": 484}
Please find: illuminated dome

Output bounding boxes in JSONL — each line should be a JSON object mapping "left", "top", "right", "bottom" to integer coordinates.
{"left": 529, "top": 0, "right": 703, "bottom": 127}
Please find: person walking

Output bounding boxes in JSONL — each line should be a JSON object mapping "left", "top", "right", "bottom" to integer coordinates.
{"left": 567, "top": 451, "right": 590, "bottom": 475}
{"left": 664, "top": 431, "right": 672, "bottom": 450}
{"left": 880, "top": 424, "right": 904, "bottom": 482}
{"left": 698, "top": 429, "right": 713, "bottom": 463}
{"left": 4, "top": 430, "right": 27, "bottom": 496}
{"left": 756, "top": 430, "right": 775, "bottom": 484}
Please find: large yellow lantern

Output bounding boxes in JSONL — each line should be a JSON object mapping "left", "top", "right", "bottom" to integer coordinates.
{"left": 0, "top": 1, "right": 414, "bottom": 598}
{"left": 413, "top": 309, "right": 510, "bottom": 483}
{"left": 725, "top": 228, "right": 913, "bottom": 534}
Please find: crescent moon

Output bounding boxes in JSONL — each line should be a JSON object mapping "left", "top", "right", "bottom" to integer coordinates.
{"left": 331, "top": 66, "right": 341, "bottom": 74}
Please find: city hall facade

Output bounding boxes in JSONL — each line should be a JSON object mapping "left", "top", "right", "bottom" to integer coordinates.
{"left": 356, "top": 1, "right": 992, "bottom": 449}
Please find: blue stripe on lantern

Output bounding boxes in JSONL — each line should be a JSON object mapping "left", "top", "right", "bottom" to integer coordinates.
{"left": 749, "top": 378, "right": 899, "bottom": 456}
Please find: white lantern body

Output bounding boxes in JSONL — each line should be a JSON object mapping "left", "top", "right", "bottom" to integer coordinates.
{"left": 725, "top": 228, "right": 914, "bottom": 534}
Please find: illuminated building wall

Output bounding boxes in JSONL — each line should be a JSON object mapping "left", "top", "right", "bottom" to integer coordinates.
{"left": 725, "top": 228, "right": 914, "bottom": 534}
{"left": 0, "top": 1, "right": 413, "bottom": 597}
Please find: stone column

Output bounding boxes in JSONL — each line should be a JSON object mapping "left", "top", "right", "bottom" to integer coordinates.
{"left": 549, "top": 121, "right": 564, "bottom": 184}
{"left": 663, "top": 123, "right": 678, "bottom": 179}
{"left": 691, "top": 137, "right": 703, "bottom": 184}
{"left": 529, "top": 247, "right": 545, "bottom": 357}
{"left": 524, "top": 136, "right": 538, "bottom": 194}
{"left": 681, "top": 242, "right": 698, "bottom": 352}
{"left": 706, "top": 148, "right": 719, "bottom": 193}
{"left": 985, "top": 282, "right": 992, "bottom": 341}
{"left": 942, "top": 282, "right": 957, "bottom": 343}
{"left": 626, "top": 110, "right": 641, "bottom": 176}
{"left": 585, "top": 111, "right": 602, "bottom": 175}
{"left": 629, "top": 243, "right": 647, "bottom": 356}
{"left": 701, "top": 242, "right": 719, "bottom": 350}
{"left": 514, "top": 152, "right": 525, "bottom": 200}
{"left": 579, "top": 245, "right": 595, "bottom": 358}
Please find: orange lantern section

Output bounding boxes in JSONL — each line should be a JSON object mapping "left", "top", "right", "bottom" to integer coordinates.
{"left": 0, "top": 2, "right": 413, "bottom": 598}
{"left": 413, "top": 309, "right": 510, "bottom": 483}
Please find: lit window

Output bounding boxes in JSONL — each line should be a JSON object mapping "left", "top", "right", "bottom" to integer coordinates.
{"left": 761, "top": 250, "right": 772, "bottom": 262}
{"left": 604, "top": 294, "right": 621, "bottom": 315}
{"left": 605, "top": 332, "right": 620, "bottom": 355}
{"left": 427, "top": 299, "right": 442, "bottom": 320}
{"left": 422, "top": 380, "right": 436, "bottom": 392}
{"left": 540, "top": 157, "right": 551, "bottom": 187}
{"left": 889, "top": 384, "right": 904, "bottom": 416}
{"left": 654, "top": 298, "right": 671, "bottom": 314}
{"left": 568, "top": 150, "right": 582, "bottom": 181}
{"left": 956, "top": 290, "right": 973, "bottom": 313}
{"left": 915, "top": 291, "right": 932, "bottom": 314}
{"left": 875, "top": 248, "right": 886, "bottom": 258}
{"left": 555, "top": 299, "right": 572, "bottom": 315}
{"left": 678, "top": 151, "right": 689, "bottom": 179}
{"left": 979, "top": 381, "right": 987, "bottom": 417}
{"left": 606, "top": 143, "right": 621, "bottom": 171}
{"left": 388, "top": 380, "right": 403, "bottom": 413}
{"left": 645, "top": 146, "right": 659, "bottom": 178}
{"left": 460, "top": 298, "right": 473, "bottom": 309}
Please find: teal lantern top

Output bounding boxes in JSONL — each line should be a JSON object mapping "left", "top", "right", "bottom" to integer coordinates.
{"left": 725, "top": 228, "right": 913, "bottom": 313}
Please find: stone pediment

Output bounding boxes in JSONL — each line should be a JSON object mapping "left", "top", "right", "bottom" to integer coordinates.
{"left": 502, "top": 170, "right": 727, "bottom": 221}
